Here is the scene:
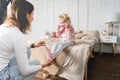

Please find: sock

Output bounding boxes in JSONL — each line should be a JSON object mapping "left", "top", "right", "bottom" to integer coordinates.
{"left": 45, "top": 45, "right": 55, "bottom": 60}
{"left": 45, "top": 45, "right": 51, "bottom": 53}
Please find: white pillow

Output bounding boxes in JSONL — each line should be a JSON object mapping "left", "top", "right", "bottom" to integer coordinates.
{"left": 75, "top": 33, "right": 87, "bottom": 39}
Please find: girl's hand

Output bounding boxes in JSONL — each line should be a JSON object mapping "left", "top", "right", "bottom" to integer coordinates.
{"left": 57, "top": 26, "right": 60, "bottom": 30}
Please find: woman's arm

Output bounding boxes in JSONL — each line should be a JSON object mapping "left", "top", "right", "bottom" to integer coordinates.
{"left": 30, "top": 41, "right": 45, "bottom": 48}
{"left": 13, "top": 37, "right": 42, "bottom": 75}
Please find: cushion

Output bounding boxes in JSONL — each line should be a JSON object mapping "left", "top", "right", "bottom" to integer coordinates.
{"left": 81, "top": 35, "right": 99, "bottom": 42}
{"left": 75, "top": 33, "right": 87, "bottom": 39}
{"left": 82, "top": 30, "right": 99, "bottom": 38}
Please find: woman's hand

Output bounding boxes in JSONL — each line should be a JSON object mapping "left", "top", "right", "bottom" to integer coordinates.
{"left": 34, "top": 41, "right": 45, "bottom": 47}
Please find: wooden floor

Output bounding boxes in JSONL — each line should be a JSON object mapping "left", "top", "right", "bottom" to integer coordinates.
{"left": 87, "top": 52, "right": 120, "bottom": 80}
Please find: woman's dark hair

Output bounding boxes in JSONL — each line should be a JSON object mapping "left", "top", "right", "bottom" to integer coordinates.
{"left": 5, "top": 0, "right": 34, "bottom": 34}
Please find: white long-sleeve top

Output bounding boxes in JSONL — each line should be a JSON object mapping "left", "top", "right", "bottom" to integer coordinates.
{"left": 0, "top": 24, "right": 42, "bottom": 75}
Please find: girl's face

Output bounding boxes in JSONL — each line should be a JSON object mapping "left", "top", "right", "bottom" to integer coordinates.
{"left": 27, "top": 11, "right": 34, "bottom": 24}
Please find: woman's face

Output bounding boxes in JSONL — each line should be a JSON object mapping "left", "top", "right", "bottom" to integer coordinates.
{"left": 27, "top": 11, "right": 34, "bottom": 24}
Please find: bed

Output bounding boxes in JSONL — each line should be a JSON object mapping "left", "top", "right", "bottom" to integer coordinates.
{"left": 31, "top": 30, "right": 99, "bottom": 80}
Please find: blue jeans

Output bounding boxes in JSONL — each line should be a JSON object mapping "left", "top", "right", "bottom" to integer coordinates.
{"left": 0, "top": 66, "right": 9, "bottom": 80}
{"left": 51, "top": 40, "right": 74, "bottom": 57}
{"left": 0, "top": 47, "right": 40, "bottom": 80}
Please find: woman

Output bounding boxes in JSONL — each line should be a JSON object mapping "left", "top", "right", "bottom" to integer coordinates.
{"left": 0, "top": 0, "right": 50, "bottom": 80}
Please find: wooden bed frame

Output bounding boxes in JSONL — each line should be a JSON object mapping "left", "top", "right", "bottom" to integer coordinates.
{"left": 84, "top": 45, "right": 95, "bottom": 80}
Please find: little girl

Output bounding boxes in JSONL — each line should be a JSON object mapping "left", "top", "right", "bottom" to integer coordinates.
{"left": 45, "top": 13, "right": 75, "bottom": 64}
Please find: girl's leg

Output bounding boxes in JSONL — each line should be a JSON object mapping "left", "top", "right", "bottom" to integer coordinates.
{"left": 45, "top": 42, "right": 61, "bottom": 60}
{"left": 45, "top": 41, "right": 71, "bottom": 64}
{"left": 45, "top": 45, "right": 55, "bottom": 60}
{"left": 45, "top": 41, "right": 73, "bottom": 64}
{"left": 52, "top": 41, "right": 73, "bottom": 57}
{"left": 44, "top": 42, "right": 62, "bottom": 64}
{"left": 51, "top": 42, "right": 62, "bottom": 53}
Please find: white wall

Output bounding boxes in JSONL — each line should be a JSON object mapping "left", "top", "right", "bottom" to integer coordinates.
{"left": 26, "top": 0, "right": 120, "bottom": 53}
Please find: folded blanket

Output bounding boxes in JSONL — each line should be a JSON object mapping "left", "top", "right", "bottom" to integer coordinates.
{"left": 56, "top": 43, "right": 91, "bottom": 80}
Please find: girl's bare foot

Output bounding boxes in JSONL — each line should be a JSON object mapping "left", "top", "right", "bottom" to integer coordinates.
{"left": 47, "top": 58, "right": 56, "bottom": 64}
{"left": 42, "top": 62, "right": 52, "bottom": 68}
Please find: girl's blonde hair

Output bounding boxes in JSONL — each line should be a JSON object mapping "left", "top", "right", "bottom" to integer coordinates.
{"left": 59, "top": 14, "right": 71, "bottom": 26}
